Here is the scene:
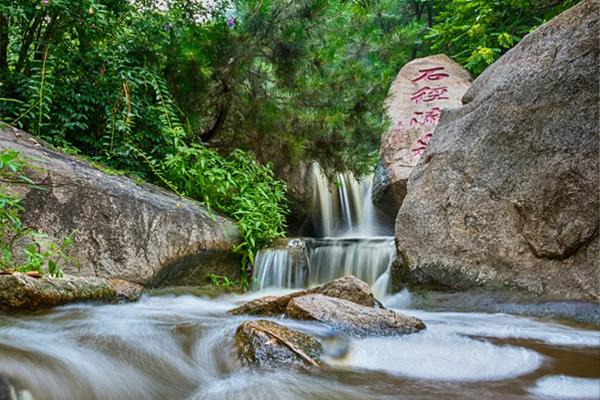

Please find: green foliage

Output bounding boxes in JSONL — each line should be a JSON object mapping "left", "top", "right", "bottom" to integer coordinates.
{"left": 207, "top": 273, "right": 241, "bottom": 288}
{"left": 427, "top": 0, "right": 581, "bottom": 75}
{"left": 138, "top": 78, "right": 289, "bottom": 276}
{"left": 0, "top": 0, "right": 581, "bottom": 281}
{"left": 0, "top": 149, "right": 74, "bottom": 277}
{"left": 0, "top": 0, "right": 432, "bottom": 177}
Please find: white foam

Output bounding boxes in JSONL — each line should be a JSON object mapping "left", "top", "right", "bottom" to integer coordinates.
{"left": 389, "top": 308, "right": 600, "bottom": 348}
{"left": 382, "top": 289, "right": 413, "bottom": 309}
{"left": 529, "top": 375, "right": 600, "bottom": 399}
{"left": 328, "top": 330, "right": 542, "bottom": 381}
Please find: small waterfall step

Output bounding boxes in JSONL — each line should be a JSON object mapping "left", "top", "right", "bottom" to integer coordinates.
{"left": 253, "top": 163, "right": 396, "bottom": 299}
{"left": 252, "top": 237, "right": 395, "bottom": 299}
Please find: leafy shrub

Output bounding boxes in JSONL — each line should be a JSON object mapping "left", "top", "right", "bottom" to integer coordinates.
{"left": 427, "top": 0, "right": 580, "bottom": 75}
{"left": 132, "top": 78, "right": 289, "bottom": 283}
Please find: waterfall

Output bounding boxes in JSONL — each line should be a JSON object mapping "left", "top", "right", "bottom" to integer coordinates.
{"left": 252, "top": 250, "right": 294, "bottom": 290}
{"left": 307, "top": 237, "right": 395, "bottom": 299}
{"left": 311, "top": 164, "right": 336, "bottom": 237}
{"left": 253, "top": 163, "right": 396, "bottom": 298}
{"left": 310, "top": 164, "right": 393, "bottom": 238}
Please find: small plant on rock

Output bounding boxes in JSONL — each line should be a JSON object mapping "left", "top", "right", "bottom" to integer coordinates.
{"left": 0, "top": 149, "right": 75, "bottom": 277}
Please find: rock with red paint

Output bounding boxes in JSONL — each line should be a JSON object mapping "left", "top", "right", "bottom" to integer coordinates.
{"left": 394, "top": 0, "right": 599, "bottom": 302}
{"left": 373, "top": 54, "right": 471, "bottom": 218}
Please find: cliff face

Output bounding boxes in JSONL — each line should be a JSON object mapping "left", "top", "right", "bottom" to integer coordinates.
{"left": 394, "top": 0, "right": 599, "bottom": 301}
{"left": 0, "top": 127, "right": 241, "bottom": 286}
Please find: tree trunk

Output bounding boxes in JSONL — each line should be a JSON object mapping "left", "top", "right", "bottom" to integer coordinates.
{"left": 16, "top": 13, "right": 43, "bottom": 74}
{"left": 426, "top": 2, "right": 434, "bottom": 27}
{"left": 0, "top": 14, "right": 8, "bottom": 73}
{"left": 199, "top": 80, "right": 231, "bottom": 143}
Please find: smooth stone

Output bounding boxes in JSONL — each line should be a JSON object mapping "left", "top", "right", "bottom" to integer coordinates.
{"left": 286, "top": 294, "right": 426, "bottom": 337}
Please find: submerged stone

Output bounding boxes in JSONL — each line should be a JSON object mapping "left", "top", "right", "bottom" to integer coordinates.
{"left": 234, "top": 320, "right": 322, "bottom": 369}
{"left": 286, "top": 294, "right": 426, "bottom": 337}
{"left": 108, "top": 279, "right": 144, "bottom": 302}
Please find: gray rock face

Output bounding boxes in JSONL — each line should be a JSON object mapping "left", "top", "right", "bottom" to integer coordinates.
{"left": 394, "top": 0, "right": 599, "bottom": 302}
{"left": 374, "top": 54, "right": 471, "bottom": 217}
{"left": 229, "top": 275, "right": 380, "bottom": 316}
{"left": 234, "top": 320, "right": 322, "bottom": 369}
{"left": 276, "top": 162, "right": 314, "bottom": 235}
{"left": 286, "top": 294, "right": 425, "bottom": 337}
{"left": 0, "top": 127, "right": 241, "bottom": 286}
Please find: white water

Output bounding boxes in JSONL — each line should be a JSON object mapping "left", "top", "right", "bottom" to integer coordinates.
{"left": 252, "top": 238, "right": 395, "bottom": 298}
{"left": 0, "top": 293, "right": 598, "bottom": 400}
{"left": 252, "top": 250, "right": 304, "bottom": 290}
{"left": 310, "top": 163, "right": 392, "bottom": 238}
{"left": 253, "top": 163, "right": 395, "bottom": 297}
{"left": 529, "top": 376, "right": 600, "bottom": 399}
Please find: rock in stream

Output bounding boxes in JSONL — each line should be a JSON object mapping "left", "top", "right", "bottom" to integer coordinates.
{"left": 229, "top": 275, "right": 381, "bottom": 316}
{"left": 234, "top": 320, "right": 322, "bottom": 369}
{"left": 286, "top": 294, "right": 425, "bottom": 337}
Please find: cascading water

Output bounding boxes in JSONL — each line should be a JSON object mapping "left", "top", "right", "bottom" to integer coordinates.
{"left": 310, "top": 164, "right": 392, "bottom": 238}
{"left": 252, "top": 163, "right": 396, "bottom": 298}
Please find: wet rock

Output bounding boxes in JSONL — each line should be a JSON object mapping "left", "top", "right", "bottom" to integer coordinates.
{"left": 0, "top": 127, "right": 241, "bottom": 287}
{"left": 394, "top": 1, "right": 599, "bottom": 302}
{"left": 286, "top": 294, "right": 425, "bottom": 337}
{"left": 275, "top": 161, "right": 314, "bottom": 235}
{"left": 0, "top": 273, "right": 142, "bottom": 313}
{"left": 234, "top": 320, "right": 322, "bottom": 369}
{"left": 229, "top": 275, "right": 380, "bottom": 316}
{"left": 374, "top": 54, "right": 471, "bottom": 217}
{"left": 108, "top": 279, "right": 144, "bottom": 302}
{"left": 0, "top": 374, "right": 34, "bottom": 400}
{"left": 314, "top": 275, "right": 382, "bottom": 307}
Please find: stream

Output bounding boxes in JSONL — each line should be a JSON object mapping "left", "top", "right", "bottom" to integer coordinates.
{"left": 0, "top": 291, "right": 598, "bottom": 400}
{"left": 0, "top": 165, "right": 598, "bottom": 399}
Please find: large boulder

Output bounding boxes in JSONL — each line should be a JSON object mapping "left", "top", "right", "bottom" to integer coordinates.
{"left": 0, "top": 273, "right": 141, "bottom": 313}
{"left": 373, "top": 54, "right": 471, "bottom": 217}
{"left": 0, "top": 127, "right": 241, "bottom": 287}
{"left": 234, "top": 320, "right": 322, "bottom": 369}
{"left": 394, "top": 1, "right": 599, "bottom": 302}
{"left": 229, "top": 275, "right": 380, "bottom": 316}
{"left": 286, "top": 294, "right": 425, "bottom": 337}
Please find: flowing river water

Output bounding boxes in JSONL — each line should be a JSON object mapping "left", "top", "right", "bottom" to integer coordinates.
{"left": 0, "top": 291, "right": 598, "bottom": 400}
{"left": 0, "top": 165, "right": 598, "bottom": 399}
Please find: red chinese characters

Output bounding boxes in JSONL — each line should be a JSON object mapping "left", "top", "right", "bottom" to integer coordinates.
{"left": 406, "top": 66, "right": 451, "bottom": 157}
{"left": 410, "top": 86, "right": 449, "bottom": 104}
{"left": 409, "top": 107, "right": 442, "bottom": 127}
{"left": 411, "top": 66, "right": 450, "bottom": 82}
{"left": 410, "top": 133, "right": 433, "bottom": 157}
